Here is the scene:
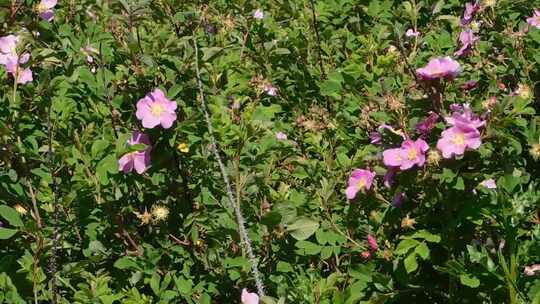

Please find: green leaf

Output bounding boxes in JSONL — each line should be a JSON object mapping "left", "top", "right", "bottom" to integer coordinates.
{"left": 410, "top": 230, "right": 441, "bottom": 243}
{"left": 287, "top": 217, "right": 320, "bottom": 240}
{"left": 395, "top": 239, "right": 419, "bottom": 255}
{"left": 459, "top": 274, "right": 480, "bottom": 288}
{"left": 114, "top": 257, "right": 139, "bottom": 270}
{"left": 415, "top": 242, "right": 430, "bottom": 260}
{"left": 0, "top": 205, "right": 23, "bottom": 227}
{"left": 0, "top": 228, "right": 17, "bottom": 239}
{"left": 404, "top": 253, "right": 418, "bottom": 273}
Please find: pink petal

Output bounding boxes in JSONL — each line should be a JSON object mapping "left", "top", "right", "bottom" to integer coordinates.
{"left": 241, "top": 289, "right": 259, "bottom": 304}
{"left": 133, "top": 153, "right": 149, "bottom": 174}
{"left": 159, "top": 112, "right": 177, "bottom": 129}
{"left": 118, "top": 154, "right": 134, "bottom": 173}
{"left": 383, "top": 148, "right": 403, "bottom": 167}
{"left": 40, "top": 10, "right": 55, "bottom": 22}
{"left": 17, "top": 68, "right": 33, "bottom": 84}
{"left": 346, "top": 186, "right": 359, "bottom": 200}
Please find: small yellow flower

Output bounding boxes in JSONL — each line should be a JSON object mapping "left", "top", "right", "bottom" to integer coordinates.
{"left": 14, "top": 204, "right": 27, "bottom": 215}
{"left": 151, "top": 205, "right": 169, "bottom": 222}
{"left": 177, "top": 143, "right": 189, "bottom": 153}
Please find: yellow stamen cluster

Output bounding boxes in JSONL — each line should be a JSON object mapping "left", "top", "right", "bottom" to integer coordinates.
{"left": 151, "top": 205, "right": 169, "bottom": 222}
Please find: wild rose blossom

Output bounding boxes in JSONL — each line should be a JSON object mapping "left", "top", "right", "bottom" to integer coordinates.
{"left": 37, "top": 0, "right": 57, "bottom": 22}
{"left": 480, "top": 178, "right": 497, "bottom": 189}
{"left": 346, "top": 169, "right": 376, "bottom": 200}
{"left": 527, "top": 9, "right": 540, "bottom": 29}
{"left": 253, "top": 9, "right": 264, "bottom": 20}
{"left": 455, "top": 29, "right": 479, "bottom": 57}
{"left": 0, "top": 35, "right": 18, "bottom": 65}
{"left": 118, "top": 131, "right": 151, "bottom": 174}
{"left": 383, "top": 138, "right": 429, "bottom": 170}
{"left": 436, "top": 105, "right": 484, "bottom": 159}
{"left": 405, "top": 29, "right": 420, "bottom": 37}
{"left": 5, "top": 55, "right": 33, "bottom": 84}
{"left": 367, "top": 234, "right": 378, "bottom": 251}
{"left": 263, "top": 84, "right": 278, "bottom": 96}
{"left": 276, "top": 131, "right": 287, "bottom": 140}
{"left": 0, "top": 36, "right": 32, "bottom": 84}
{"left": 241, "top": 289, "right": 259, "bottom": 304}
{"left": 136, "top": 89, "right": 177, "bottom": 129}
{"left": 416, "top": 57, "right": 462, "bottom": 81}
{"left": 524, "top": 264, "right": 540, "bottom": 276}
{"left": 461, "top": 1, "right": 480, "bottom": 25}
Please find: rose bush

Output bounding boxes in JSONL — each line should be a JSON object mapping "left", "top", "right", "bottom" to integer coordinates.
{"left": 0, "top": 0, "right": 540, "bottom": 303}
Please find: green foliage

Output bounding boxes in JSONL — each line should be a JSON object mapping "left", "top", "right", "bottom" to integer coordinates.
{"left": 1, "top": 0, "right": 540, "bottom": 303}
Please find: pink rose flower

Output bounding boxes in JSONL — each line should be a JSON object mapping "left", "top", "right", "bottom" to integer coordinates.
{"left": 241, "top": 289, "right": 259, "bottom": 304}
{"left": 367, "top": 234, "right": 378, "bottom": 251}
{"left": 253, "top": 9, "right": 264, "bottom": 20}
{"left": 527, "top": 9, "right": 540, "bottom": 29}
{"left": 436, "top": 126, "right": 481, "bottom": 159}
{"left": 37, "top": 0, "right": 57, "bottom": 22}
{"left": 0, "top": 35, "right": 19, "bottom": 65}
{"left": 275, "top": 131, "right": 287, "bottom": 140}
{"left": 345, "top": 169, "right": 376, "bottom": 200}
{"left": 383, "top": 138, "right": 429, "bottom": 170}
{"left": 5, "top": 54, "right": 32, "bottom": 84}
{"left": 455, "top": 29, "right": 479, "bottom": 57}
{"left": 416, "top": 112, "right": 439, "bottom": 137}
{"left": 405, "top": 29, "right": 420, "bottom": 37}
{"left": 445, "top": 104, "right": 485, "bottom": 130}
{"left": 118, "top": 131, "right": 151, "bottom": 174}
{"left": 480, "top": 178, "right": 497, "bottom": 189}
{"left": 461, "top": 1, "right": 480, "bottom": 26}
{"left": 136, "top": 89, "right": 177, "bottom": 129}
{"left": 263, "top": 84, "right": 278, "bottom": 96}
{"left": 416, "top": 57, "right": 462, "bottom": 81}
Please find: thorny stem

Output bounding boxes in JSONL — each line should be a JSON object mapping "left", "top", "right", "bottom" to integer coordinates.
{"left": 192, "top": 33, "right": 265, "bottom": 297}
{"left": 47, "top": 98, "right": 60, "bottom": 304}
{"left": 309, "top": 0, "right": 326, "bottom": 79}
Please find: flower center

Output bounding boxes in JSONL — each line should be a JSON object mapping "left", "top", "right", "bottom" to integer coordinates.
{"left": 37, "top": 3, "right": 47, "bottom": 13}
{"left": 357, "top": 178, "right": 367, "bottom": 189}
{"left": 407, "top": 148, "right": 417, "bottom": 160}
{"left": 151, "top": 104, "right": 165, "bottom": 117}
{"left": 453, "top": 133, "right": 466, "bottom": 146}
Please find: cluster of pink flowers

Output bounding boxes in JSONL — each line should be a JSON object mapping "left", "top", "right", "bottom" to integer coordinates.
{"left": 0, "top": 35, "right": 32, "bottom": 85}
{"left": 436, "top": 104, "right": 484, "bottom": 159}
{"left": 118, "top": 89, "right": 178, "bottom": 174}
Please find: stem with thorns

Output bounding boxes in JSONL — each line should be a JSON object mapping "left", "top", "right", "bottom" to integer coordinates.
{"left": 192, "top": 33, "right": 265, "bottom": 297}
{"left": 47, "top": 98, "right": 60, "bottom": 304}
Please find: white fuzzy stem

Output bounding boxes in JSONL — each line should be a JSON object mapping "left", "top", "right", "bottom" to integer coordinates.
{"left": 192, "top": 34, "right": 265, "bottom": 297}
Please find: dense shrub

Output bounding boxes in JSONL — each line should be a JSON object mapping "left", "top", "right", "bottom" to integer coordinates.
{"left": 0, "top": 0, "right": 540, "bottom": 303}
